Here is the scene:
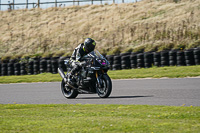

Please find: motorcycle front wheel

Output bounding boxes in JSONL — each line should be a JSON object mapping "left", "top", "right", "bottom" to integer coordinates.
{"left": 96, "top": 74, "right": 112, "bottom": 98}
{"left": 61, "top": 79, "right": 78, "bottom": 99}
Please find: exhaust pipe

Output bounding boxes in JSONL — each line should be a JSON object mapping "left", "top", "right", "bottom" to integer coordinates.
{"left": 58, "top": 67, "right": 77, "bottom": 90}
{"left": 58, "top": 68, "right": 66, "bottom": 79}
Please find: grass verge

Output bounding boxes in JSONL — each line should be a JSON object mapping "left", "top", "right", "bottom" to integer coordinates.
{"left": 0, "top": 65, "right": 200, "bottom": 84}
{"left": 0, "top": 104, "right": 199, "bottom": 132}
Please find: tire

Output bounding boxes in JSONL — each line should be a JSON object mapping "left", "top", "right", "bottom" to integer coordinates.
{"left": 0, "top": 64, "right": 1, "bottom": 76}
{"left": 184, "top": 50, "right": 195, "bottom": 66}
{"left": 177, "top": 56, "right": 184, "bottom": 61}
{"left": 112, "top": 64, "right": 121, "bottom": 70}
{"left": 28, "top": 70, "right": 34, "bottom": 75}
{"left": 8, "top": 71, "right": 14, "bottom": 76}
{"left": 15, "top": 71, "right": 20, "bottom": 75}
{"left": 47, "top": 64, "right": 51, "bottom": 68}
{"left": 137, "top": 63, "right": 144, "bottom": 68}
{"left": 193, "top": 48, "right": 200, "bottom": 55}
{"left": 177, "top": 51, "right": 185, "bottom": 66}
{"left": 137, "top": 58, "right": 144, "bottom": 63}
{"left": 2, "top": 63, "right": 7, "bottom": 68}
{"left": 121, "top": 60, "right": 130, "bottom": 65}
{"left": 20, "top": 70, "right": 26, "bottom": 75}
{"left": 161, "top": 51, "right": 169, "bottom": 66}
{"left": 8, "top": 67, "right": 14, "bottom": 72}
{"left": 131, "top": 64, "right": 137, "bottom": 69}
{"left": 1, "top": 67, "right": 7, "bottom": 71}
{"left": 154, "top": 52, "right": 160, "bottom": 58}
{"left": 34, "top": 60, "right": 39, "bottom": 65}
{"left": 120, "top": 52, "right": 131, "bottom": 56}
{"left": 169, "top": 56, "right": 176, "bottom": 60}
{"left": 154, "top": 62, "right": 160, "bottom": 67}
{"left": 195, "top": 59, "right": 200, "bottom": 65}
{"left": 130, "top": 60, "right": 137, "bottom": 65}
{"left": 144, "top": 59, "right": 152, "bottom": 64}
{"left": 113, "top": 60, "right": 121, "bottom": 65}
{"left": 177, "top": 51, "right": 184, "bottom": 56}
{"left": 153, "top": 52, "right": 161, "bottom": 66}
{"left": 14, "top": 63, "right": 20, "bottom": 70}
{"left": 121, "top": 55, "right": 130, "bottom": 61}
{"left": 177, "top": 60, "right": 185, "bottom": 66}
{"left": 137, "top": 58, "right": 144, "bottom": 68}
{"left": 113, "top": 56, "right": 121, "bottom": 63}
{"left": 47, "top": 60, "right": 51, "bottom": 64}
{"left": 28, "top": 61, "right": 33, "bottom": 75}
{"left": 40, "top": 68, "right": 45, "bottom": 73}
{"left": 108, "top": 64, "right": 113, "bottom": 70}
{"left": 161, "top": 61, "right": 169, "bottom": 66}
{"left": 144, "top": 53, "right": 153, "bottom": 64}
{"left": 61, "top": 79, "right": 78, "bottom": 99}
{"left": 33, "top": 64, "right": 39, "bottom": 73}
{"left": 145, "top": 63, "right": 151, "bottom": 68}
{"left": 169, "top": 50, "right": 177, "bottom": 56}
{"left": 47, "top": 67, "right": 52, "bottom": 73}
{"left": 9, "top": 59, "right": 16, "bottom": 63}
{"left": 106, "top": 55, "right": 114, "bottom": 60}
{"left": 161, "top": 56, "right": 168, "bottom": 61}
{"left": 1, "top": 71, "right": 7, "bottom": 76}
{"left": 121, "top": 64, "right": 130, "bottom": 69}
{"left": 1, "top": 63, "right": 7, "bottom": 75}
{"left": 169, "top": 60, "right": 176, "bottom": 66}
{"left": 130, "top": 54, "right": 137, "bottom": 68}
{"left": 154, "top": 58, "right": 160, "bottom": 62}
{"left": 51, "top": 59, "right": 58, "bottom": 73}
{"left": 137, "top": 53, "right": 144, "bottom": 59}
{"left": 130, "top": 54, "right": 137, "bottom": 60}
{"left": 194, "top": 55, "right": 200, "bottom": 59}
{"left": 96, "top": 74, "right": 112, "bottom": 98}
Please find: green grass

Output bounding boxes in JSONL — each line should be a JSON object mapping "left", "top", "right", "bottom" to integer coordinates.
{"left": 0, "top": 65, "right": 200, "bottom": 83}
{"left": 0, "top": 104, "right": 199, "bottom": 132}
{"left": 0, "top": 73, "right": 61, "bottom": 84}
{"left": 1, "top": 66, "right": 200, "bottom": 132}
{"left": 108, "top": 65, "right": 200, "bottom": 79}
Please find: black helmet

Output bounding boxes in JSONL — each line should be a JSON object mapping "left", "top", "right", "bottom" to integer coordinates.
{"left": 84, "top": 38, "right": 96, "bottom": 53}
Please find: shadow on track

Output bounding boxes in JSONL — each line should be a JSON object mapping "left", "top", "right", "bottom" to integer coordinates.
{"left": 77, "top": 95, "right": 153, "bottom": 99}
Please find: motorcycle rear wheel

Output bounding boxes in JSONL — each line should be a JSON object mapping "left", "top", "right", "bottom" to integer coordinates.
{"left": 61, "top": 79, "right": 78, "bottom": 99}
{"left": 96, "top": 74, "right": 112, "bottom": 98}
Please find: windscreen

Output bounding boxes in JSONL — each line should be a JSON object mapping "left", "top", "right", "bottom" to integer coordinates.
{"left": 83, "top": 50, "right": 109, "bottom": 65}
{"left": 89, "top": 50, "right": 104, "bottom": 59}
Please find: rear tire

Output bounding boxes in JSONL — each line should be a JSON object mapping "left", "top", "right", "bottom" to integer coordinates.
{"left": 96, "top": 74, "right": 112, "bottom": 98}
{"left": 61, "top": 79, "right": 78, "bottom": 99}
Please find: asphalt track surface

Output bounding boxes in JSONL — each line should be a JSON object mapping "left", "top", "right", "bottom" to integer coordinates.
{"left": 0, "top": 78, "right": 200, "bottom": 106}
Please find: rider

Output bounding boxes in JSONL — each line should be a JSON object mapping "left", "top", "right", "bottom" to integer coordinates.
{"left": 66, "top": 38, "right": 96, "bottom": 84}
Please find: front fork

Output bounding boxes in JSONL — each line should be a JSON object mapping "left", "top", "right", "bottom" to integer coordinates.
{"left": 95, "top": 70, "right": 105, "bottom": 88}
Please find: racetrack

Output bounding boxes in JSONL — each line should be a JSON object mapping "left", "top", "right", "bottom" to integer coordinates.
{"left": 0, "top": 78, "right": 200, "bottom": 106}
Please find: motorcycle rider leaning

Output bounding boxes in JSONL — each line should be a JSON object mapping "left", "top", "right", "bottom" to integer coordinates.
{"left": 66, "top": 38, "right": 96, "bottom": 84}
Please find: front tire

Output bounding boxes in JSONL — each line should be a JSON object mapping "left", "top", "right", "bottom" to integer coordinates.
{"left": 61, "top": 79, "right": 78, "bottom": 99}
{"left": 96, "top": 74, "right": 112, "bottom": 98}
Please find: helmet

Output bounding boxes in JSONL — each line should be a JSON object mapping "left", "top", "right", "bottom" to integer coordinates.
{"left": 84, "top": 38, "right": 96, "bottom": 53}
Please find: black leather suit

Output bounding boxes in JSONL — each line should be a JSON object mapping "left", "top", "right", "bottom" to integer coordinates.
{"left": 69, "top": 43, "right": 89, "bottom": 75}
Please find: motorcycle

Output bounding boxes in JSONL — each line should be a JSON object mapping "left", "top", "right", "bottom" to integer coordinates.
{"left": 58, "top": 50, "right": 112, "bottom": 99}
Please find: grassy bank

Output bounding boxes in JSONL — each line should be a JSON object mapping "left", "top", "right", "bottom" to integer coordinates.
{"left": 0, "top": 104, "right": 199, "bottom": 132}
{"left": 0, "top": 0, "right": 200, "bottom": 58}
{"left": 0, "top": 65, "right": 200, "bottom": 83}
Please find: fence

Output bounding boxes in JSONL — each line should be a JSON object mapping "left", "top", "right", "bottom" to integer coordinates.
{"left": 0, "top": 0, "right": 139, "bottom": 11}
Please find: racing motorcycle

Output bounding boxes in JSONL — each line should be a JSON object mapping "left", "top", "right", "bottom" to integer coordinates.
{"left": 58, "top": 50, "right": 112, "bottom": 99}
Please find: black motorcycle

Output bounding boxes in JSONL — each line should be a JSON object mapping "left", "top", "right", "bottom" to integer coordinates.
{"left": 58, "top": 50, "right": 112, "bottom": 99}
